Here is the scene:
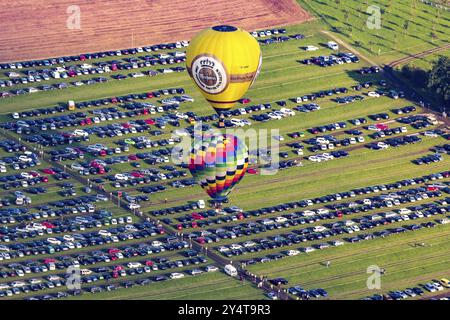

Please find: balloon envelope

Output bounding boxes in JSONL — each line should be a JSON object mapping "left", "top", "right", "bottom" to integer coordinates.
{"left": 186, "top": 25, "right": 261, "bottom": 114}
{"left": 188, "top": 133, "right": 249, "bottom": 201}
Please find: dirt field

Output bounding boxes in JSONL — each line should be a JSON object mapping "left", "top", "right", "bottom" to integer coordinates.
{"left": 0, "top": 0, "right": 312, "bottom": 63}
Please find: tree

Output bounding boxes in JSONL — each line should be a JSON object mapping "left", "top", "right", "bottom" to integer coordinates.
{"left": 428, "top": 56, "right": 450, "bottom": 102}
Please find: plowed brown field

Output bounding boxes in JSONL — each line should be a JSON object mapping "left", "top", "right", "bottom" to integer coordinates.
{"left": 0, "top": 0, "right": 312, "bottom": 62}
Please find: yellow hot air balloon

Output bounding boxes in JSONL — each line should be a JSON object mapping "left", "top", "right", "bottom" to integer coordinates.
{"left": 186, "top": 25, "right": 262, "bottom": 114}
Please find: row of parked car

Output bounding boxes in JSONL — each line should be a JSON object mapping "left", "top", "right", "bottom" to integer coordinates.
{"left": 301, "top": 52, "right": 360, "bottom": 67}
{"left": 19, "top": 263, "right": 219, "bottom": 300}
{"left": 0, "top": 220, "right": 165, "bottom": 260}
{"left": 366, "top": 135, "right": 422, "bottom": 150}
{"left": 413, "top": 153, "right": 444, "bottom": 165}
{"left": 212, "top": 192, "right": 448, "bottom": 256}
{"left": 0, "top": 39, "right": 189, "bottom": 72}
{"left": 363, "top": 278, "right": 450, "bottom": 300}
{"left": 172, "top": 179, "right": 448, "bottom": 241}
{"left": 0, "top": 235, "right": 190, "bottom": 280}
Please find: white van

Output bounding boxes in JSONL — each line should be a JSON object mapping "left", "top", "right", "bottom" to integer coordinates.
{"left": 327, "top": 41, "right": 339, "bottom": 50}
{"left": 224, "top": 264, "right": 238, "bottom": 277}
{"left": 198, "top": 200, "right": 206, "bottom": 209}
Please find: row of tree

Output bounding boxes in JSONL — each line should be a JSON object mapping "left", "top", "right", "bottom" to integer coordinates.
{"left": 401, "top": 56, "right": 449, "bottom": 108}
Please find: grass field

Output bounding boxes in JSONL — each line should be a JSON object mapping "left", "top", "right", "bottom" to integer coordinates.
{"left": 0, "top": 1, "right": 449, "bottom": 301}
{"left": 247, "top": 224, "right": 450, "bottom": 299}
{"left": 297, "top": 0, "right": 450, "bottom": 63}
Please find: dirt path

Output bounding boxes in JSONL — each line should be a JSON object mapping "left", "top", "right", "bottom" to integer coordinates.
{"left": 388, "top": 43, "right": 450, "bottom": 68}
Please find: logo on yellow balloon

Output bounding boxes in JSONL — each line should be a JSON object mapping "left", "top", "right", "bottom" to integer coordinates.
{"left": 192, "top": 55, "right": 228, "bottom": 95}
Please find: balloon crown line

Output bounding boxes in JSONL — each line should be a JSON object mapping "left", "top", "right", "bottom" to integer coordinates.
{"left": 199, "top": 58, "right": 215, "bottom": 68}
{"left": 212, "top": 25, "right": 238, "bottom": 32}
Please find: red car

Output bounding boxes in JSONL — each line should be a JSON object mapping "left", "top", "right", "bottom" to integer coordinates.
{"left": 40, "top": 176, "right": 49, "bottom": 183}
{"left": 131, "top": 172, "right": 144, "bottom": 178}
{"left": 108, "top": 248, "right": 120, "bottom": 254}
{"left": 240, "top": 98, "right": 251, "bottom": 104}
{"left": 41, "top": 222, "right": 55, "bottom": 229}
{"left": 128, "top": 154, "right": 138, "bottom": 161}
{"left": 191, "top": 221, "right": 198, "bottom": 228}
{"left": 247, "top": 168, "right": 258, "bottom": 175}
{"left": 145, "top": 260, "right": 154, "bottom": 266}
{"left": 144, "top": 118, "right": 155, "bottom": 125}
{"left": 375, "top": 123, "right": 388, "bottom": 130}
{"left": 90, "top": 161, "right": 100, "bottom": 168}
{"left": 196, "top": 237, "right": 205, "bottom": 244}
{"left": 192, "top": 213, "right": 204, "bottom": 220}
{"left": 42, "top": 168, "right": 55, "bottom": 175}
{"left": 29, "top": 171, "right": 40, "bottom": 177}
{"left": 176, "top": 224, "right": 183, "bottom": 230}
{"left": 146, "top": 92, "right": 154, "bottom": 98}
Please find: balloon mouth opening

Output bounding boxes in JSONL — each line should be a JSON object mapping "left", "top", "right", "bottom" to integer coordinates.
{"left": 210, "top": 196, "right": 228, "bottom": 203}
{"left": 212, "top": 25, "right": 238, "bottom": 32}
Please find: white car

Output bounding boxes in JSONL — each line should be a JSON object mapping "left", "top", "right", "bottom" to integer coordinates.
{"left": 128, "top": 203, "right": 141, "bottom": 210}
{"left": 367, "top": 91, "right": 380, "bottom": 98}
{"left": 302, "top": 247, "right": 315, "bottom": 253}
{"left": 286, "top": 250, "right": 300, "bottom": 256}
{"left": 98, "top": 230, "right": 111, "bottom": 237}
{"left": 71, "top": 163, "right": 85, "bottom": 171}
{"left": 46, "top": 238, "right": 61, "bottom": 245}
{"left": 423, "top": 131, "right": 438, "bottom": 137}
{"left": 268, "top": 112, "right": 282, "bottom": 120}
{"left": 20, "top": 172, "right": 33, "bottom": 179}
{"left": 127, "top": 262, "right": 142, "bottom": 268}
{"left": 73, "top": 129, "right": 88, "bottom": 137}
{"left": 170, "top": 272, "right": 185, "bottom": 279}
{"left": 313, "top": 226, "right": 326, "bottom": 232}
{"left": 230, "top": 243, "right": 243, "bottom": 250}
{"left": 309, "top": 155, "right": 322, "bottom": 162}
{"left": 274, "top": 216, "right": 287, "bottom": 223}
{"left": 332, "top": 240, "right": 344, "bottom": 246}
{"left": 230, "top": 118, "right": 244, "bottom": 127}
{"left": 243, "top": 241, "right": 256, "bottom": 247}
{"left": 205, "top": 265, "right": 219, "bottom": 272}
{"left": 280, "top": 108, "right": 295, "bottom": 116}
{"left": 304, "top": 45, "right": 319, "bottom": 51}
{"left": 114, "top": 173, "right": 128, "bottom": 181}
{"left": 151, "top": 240, "right": 163, "bottom": 247}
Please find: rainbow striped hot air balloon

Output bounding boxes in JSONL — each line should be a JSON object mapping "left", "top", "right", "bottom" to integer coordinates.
{"left": 188, "top": 133, "right": 248, "bottom": 203}
{"left": 186, "top": 25, "right": 262, "bottom": 115}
